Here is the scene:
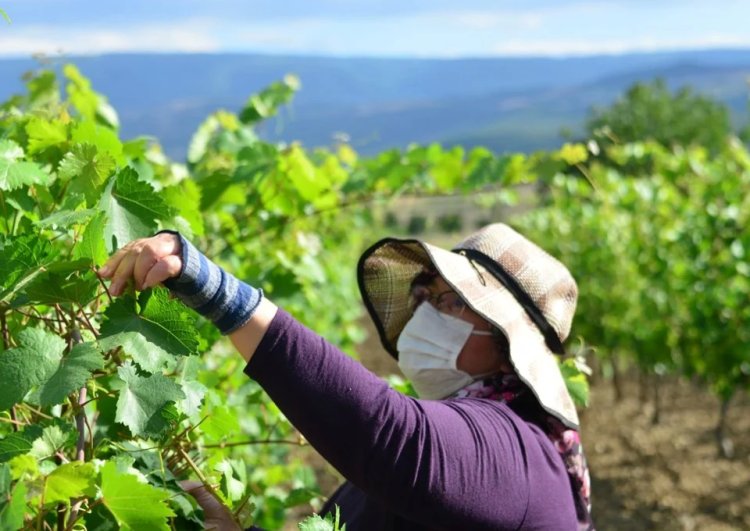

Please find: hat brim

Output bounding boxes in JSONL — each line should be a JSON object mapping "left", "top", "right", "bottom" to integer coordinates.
{"left": 357, "top": 237, "right": 579, "bottom": 429}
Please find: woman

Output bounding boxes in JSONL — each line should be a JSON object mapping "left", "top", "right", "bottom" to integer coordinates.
{"left": 99, "top": 223, "right": 593, "bottom": 530}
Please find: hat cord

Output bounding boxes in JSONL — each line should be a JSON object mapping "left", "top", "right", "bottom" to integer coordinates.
{"left": 454, "top": 248, "right": 566, "bottom": 355}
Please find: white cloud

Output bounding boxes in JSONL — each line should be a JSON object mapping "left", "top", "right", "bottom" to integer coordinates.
{"left": 491, "top": 35, "right": 750, "bottom": 57}
{"left": 0, "top": 19, "right": 220, "bottom": 57}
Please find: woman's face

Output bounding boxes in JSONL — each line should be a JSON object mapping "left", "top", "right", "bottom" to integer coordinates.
{"left": 420, "top": 276, "right": 512, "bottom": 377}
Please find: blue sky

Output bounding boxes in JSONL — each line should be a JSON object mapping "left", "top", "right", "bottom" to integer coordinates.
{"left": 1, "top": 0, "right": 750, "bottom": 58}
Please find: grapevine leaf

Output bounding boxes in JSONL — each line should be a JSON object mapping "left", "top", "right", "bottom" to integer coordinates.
{"left": 298, "top": 510, "right": 341, "bottom": 531}
{"left": 0, "top": 234, "right": 54, "bottom": 303}
{"left": 64, "top": 64, "right": 98, "bottom": 122}
{"left": 29, "top": 425, "right": 75, "bottom": 460}
{"left": 560, "top": 359, "right": 590, "bottom": 408}
{"left": 0, "top": 328, "right": 64, "bottom": 411}
{"left": 25, "top": 116, "right": 67, "bottom": 154}
{"left": 99, "top": 331, "right": 175, "bottom": 374}
{"left": 24, "top": 264, "right": 99, "bottom": 306}
{"left": 201, "top": 405, "right": 240, "bottom": 441}
{"left": 59, "top": 143, "right": 115, "bottom": 206}
{"left": 0, "top": 426, "right": 43, "bottom": 463}
{"left": 161, "top": 180, "right": 204, "bottom": 237}
{"left": 0, "top": 481, "right": 26, "bottom": 531}
{"left": 176, "top": 356, "right": 206, "bottom": 416}
{"left": 71, "top": 120, "right": 123, "bottom": 163}
{"left": 36, "top": 208, "right": 96, "bottom": 228}
{"left": 44, "top": 462, "right": 96, "bottom": 504}
{"left": 38, "top": 342, "right": 104, "bottom": 407}
{"left": 100, "top": 461, "right": 174, "bottom": 531}
{"left": 115, "top": 362, "right": 185, "bottom": 436}
{"left": 0, "top": 463, "right": 9, "bottom": 494}
{"left": 111, "top": 168, "right": 174, "bottom": 224}
{"left": 100, "top": 289, "right": 199, "bottom": 358}
{"left": 0, "top": 159, "right": 50, "bottom": 191}
{"left": 98, "top": 168, "right": 174, "bottom": 252}
{"left": 187, "top": 114, "right": 219, "bottom": 164}
{"left": 0, "top": 139, "right": 23, "bottom": 161}
{"left": 73, "top": 211, "right": 109, "bottom": 266}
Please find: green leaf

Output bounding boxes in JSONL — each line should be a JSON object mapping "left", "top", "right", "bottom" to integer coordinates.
{"left": 25, "top": 116, "right": 68, "bottom": 154}
{"left": 0, "top": 481, "right": 26, "bottom": 531}
{"left": 71, "top": 120, "right": 123, "bottom": 163}
{"left": 0, "top": 158, "right": 50, "bottom": 191}
{"left": 176, "top": 357, "right": 207, "bottom": 416}
{"left": 115, "top": 362, "right": 185, "bottom": 436}
{"left": 0, "top": 426, "right": 43, "bottom": 463}
{"left": 161, "top": 180, "right": 204, "bottom": 237}
{"left": 99, "top": 332, "right": 175, "bottom": 374}
{"left": 201, "top": 405, "right": 240, "bottom": 441}
{"left": 0, "top": 235, "right": 53, "bottom": 303}
{"left": 100, "top": 289, "right": 199, "bottom": 359}
{"left": 73, "top": 211, "right": 109, "bottom": 266}
{"left": 560, "top": 358, "right": 590, "bottom": 408}
{"left": 38, "top": 342, "right": 104, "bottom": 407}
{"left": 59, "top": 144, "right": 115, "bottom": 206}
{"left": 44, "top": 462, "right": 96, "bottom": 504}
{"left": 187, "top": 114, "right": 220, "bottom": 164}
{"left": 0, "top": 139, "right": 23, "bottom": 161}
{"left": 24, "top": 264, "right": 99, "bottom": 306}
{"left": 98, "top": 168, "right": 174, "bottom": 252}
{"left": 36, "top": 208, "right": 96, "bottom": 228}
{"left": 100, "top": 461, "right": 174, "bottom": 531}
{"left": 0, "top": 8, "right": 11, "bottom": 24}
{"left": 29, "top": 425, "right": 75, "bottom": 460}
{"left": 0, "top": 328, "right": 65, "bottom": 411}
{"left": 298, "top": 507, "right": 344, "bottom": 531}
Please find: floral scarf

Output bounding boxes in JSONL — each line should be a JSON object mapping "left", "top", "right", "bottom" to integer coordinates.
{"left": 453, "top": 374, "right": 594, "bottom": 530}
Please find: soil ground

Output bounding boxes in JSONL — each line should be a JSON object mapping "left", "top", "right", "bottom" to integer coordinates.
{"left": 288, "top": 320, "right": 750, "bottom": 530}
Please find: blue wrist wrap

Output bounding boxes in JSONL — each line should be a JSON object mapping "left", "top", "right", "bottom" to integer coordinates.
{"left": 160, "top": 232, "right": 263, "bottom": 335}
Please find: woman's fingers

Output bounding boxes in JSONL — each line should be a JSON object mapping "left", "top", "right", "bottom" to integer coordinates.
{"left": 142, "top": 255, "right": 182, "bottom": 290}
{"left": 98, "top": 233, "right": 182, "bottom": 296}
{"left": 109, "top": 248, "right": 138, "bottom": 296}
{"left": 180, "top": 481, "right": 241, "bottom": 531}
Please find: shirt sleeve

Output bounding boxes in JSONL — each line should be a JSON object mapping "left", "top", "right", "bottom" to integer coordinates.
{"left": 244, "top": 309, "right": 568, "bottom": 530}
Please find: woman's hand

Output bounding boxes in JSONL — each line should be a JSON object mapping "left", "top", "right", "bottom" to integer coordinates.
{"left": 97, "top": 232, "right": 182, "bottom": 296}
{"left": 180, "top": 481, "right": 242, "bottom": 531}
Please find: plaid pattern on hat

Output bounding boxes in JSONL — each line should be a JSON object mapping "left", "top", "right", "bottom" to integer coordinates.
{"left": 357, "top": 223, "right": 580, "bottom": 428}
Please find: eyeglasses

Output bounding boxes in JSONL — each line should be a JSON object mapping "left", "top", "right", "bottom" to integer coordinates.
{"left": 411, "top": 286, "right": 467, "bottom": 317}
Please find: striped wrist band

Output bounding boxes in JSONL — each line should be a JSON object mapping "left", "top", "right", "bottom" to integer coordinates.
{"left": 160, "top": 231, "right": 263, "bottom": 335}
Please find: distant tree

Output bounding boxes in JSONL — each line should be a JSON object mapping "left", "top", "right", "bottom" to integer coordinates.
{"left": 586, "top": 79, "right": 731, "bottom": 153}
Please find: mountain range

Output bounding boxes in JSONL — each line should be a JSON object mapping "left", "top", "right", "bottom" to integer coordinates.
{"left": 1, "top": 49, "right": 750, "bottom": 160}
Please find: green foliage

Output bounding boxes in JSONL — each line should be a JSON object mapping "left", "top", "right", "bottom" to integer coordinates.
{"left": 299, "top": 506, "right": 345, "bottom": 531}
{"left": 115, "top": 362, "right": 185, "bottom": 437}
{"left": 0, "top": 328, "right": 66, "bottom": 410}
{"left": 587, "top": 78, "right": 731, "bottom": 154}
{"left": 0, "top": 63, "right": 579, "bottom": 529}
{"left": 515, "top": 138, "right": 750, "bottom": 403}
{"left": 100, "top": 461, "right": 174, "bottom": 531}
{"left": 44, "top": 461, "right": 96, "bottom": 504}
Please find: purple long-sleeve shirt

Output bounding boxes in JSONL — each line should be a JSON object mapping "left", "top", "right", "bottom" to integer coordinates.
{"left": 244, "top": 309, "right": 578, "bottom": 530}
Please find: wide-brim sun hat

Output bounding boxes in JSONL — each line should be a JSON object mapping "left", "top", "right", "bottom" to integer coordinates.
{"left": 357, "top": 222, "right": 580, "bottom": 429}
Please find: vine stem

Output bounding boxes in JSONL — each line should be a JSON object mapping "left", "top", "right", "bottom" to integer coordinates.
{"left": 1, "top": 313, "right": 19, "bottom": 432}
{"left": 96, "top": 273, "right": 114, "bottom": 304}
{"left": 202, "top": 438, "right": 303, "bottom": 449}
{"left": 76, "top": 303, "right": 99, "bottom": 337}
{"left": 67, "top": 330, "right": 88, "bottom": 527}
{"left": 176, "top": 446, "right": 223, "bottom": 502}
{"left": 0, "top": 415, "right": 26, "bottom": 427}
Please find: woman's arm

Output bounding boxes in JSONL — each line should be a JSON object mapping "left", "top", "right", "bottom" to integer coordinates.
{"left": 99, "top": 234, "right": 537, "bottom": 529}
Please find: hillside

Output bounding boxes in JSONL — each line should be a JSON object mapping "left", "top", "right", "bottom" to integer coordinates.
{"left": 1, "top": 50, "right": 750, "bottom": 158}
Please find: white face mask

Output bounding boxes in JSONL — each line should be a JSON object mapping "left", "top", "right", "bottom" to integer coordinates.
{"left": 396, "top": 302, "right": 494, "bottom": 399}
